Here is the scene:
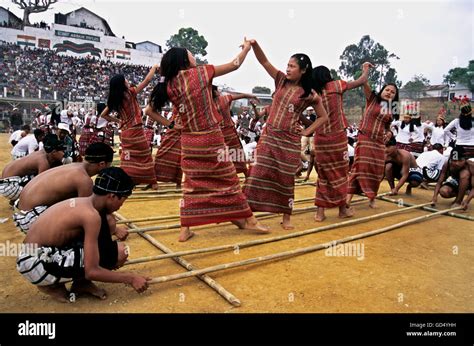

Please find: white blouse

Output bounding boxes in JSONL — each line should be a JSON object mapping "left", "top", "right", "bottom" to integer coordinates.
{"left": 444, "top": 118, "right": 474, "bottom": 146}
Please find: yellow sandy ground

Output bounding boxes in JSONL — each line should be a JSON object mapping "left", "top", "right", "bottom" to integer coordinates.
{"left": 0, "top": 133, "right": 472, "bottom": 312}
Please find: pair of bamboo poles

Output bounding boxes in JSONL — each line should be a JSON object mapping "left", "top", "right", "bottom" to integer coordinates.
{"left": 114, "top": 193, "right": 469, "bottom": 306}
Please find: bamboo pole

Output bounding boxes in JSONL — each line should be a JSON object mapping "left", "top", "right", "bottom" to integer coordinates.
{"left": 125, "top": 202, "right": 431, "bottom": 265}
{"left": 119, "top": 193, "right": 390, "bottom": 225}
{"left": 147, "top": 206, "right": 461, "bottom": 284}
{"left": 376, "top": 195, "right": 474, "bottom": 221}
{"left": 114, "top": 212, "right": 242, "bottom": 307}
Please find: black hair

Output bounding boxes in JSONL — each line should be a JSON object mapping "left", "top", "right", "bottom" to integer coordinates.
{"left": 400, "top": 116, "right": 421, "bottom": 132}
{"left": 43, "top": 134, "right": 65, "bottom": 153}
{"left": 106, "top": 74, "right": 127, "bottom": 114}
{"left": 435, "top": 117, "right": 446, "bottom": 128}
{"left": 96, "top": 102, "right": 107, "bottom": 116}
{"left": 459, "top": 103, "right": 472, "bottom": 130}
{"left": 212, "top": 85, "right": 218, "bottom": 98}
{"left": 312, "top": 65, "right": 333, "bottom": 95}
{"left": 21, "top": 125, "right": 31, "bottom": 131}
{"left": 255, "top": 135, "right": 260, "bottom": 142}
{"left": 385, "top": 136, "right": 397, "bottom": 147}
{"left": 85, "top": 142, "right": 114, "bottom": 163}
{"left": 432, "top": 143, "right": 443, "bottom": 151}
{"left": 290, "top": 53, "right": 313, "bottom": 98}
{"left": 376, "top": 84, "right": 400, "bottom": 121}
{"left": 93, "top": 167, "right": 134, "bottom": 198}
{"left": 149, "top": 47, "right": 190, "bottom": 111}
{"left": 33, "top": 129, "right": 44, "bottom": 140}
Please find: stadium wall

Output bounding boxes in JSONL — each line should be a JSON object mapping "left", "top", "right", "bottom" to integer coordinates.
{"left": 0, "top": 24, "right": 162, "bottom": 66}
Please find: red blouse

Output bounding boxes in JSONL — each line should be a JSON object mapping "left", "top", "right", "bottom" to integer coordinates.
{"left": 359, "top": 92, "right": 393, "bottom": 143}
{"left": 167, "top": 65, "right": 223, "bottom": 132}
{"left": 317, "top": 80, "right": 348, "bottom": 135}
{"left": 119, "top": 86, "right": 143, "bottom": 129}
{"left": 215, "top": 94, "right": 234, "bottom": 127}
{"left": 266, "top": 71, "right": 315, "bottom": 134}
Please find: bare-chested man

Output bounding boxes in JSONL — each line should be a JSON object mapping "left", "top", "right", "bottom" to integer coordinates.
{"left": 13, "top": 142, "right": 114, "bottom": 233}
{"left": 0, "top": 134, "right": 65, "bottom": 201}
{"left": 432, "top": 146, "right": 474, "bottom": 209}
{"left": 17, "top": 167, "right": 149, "bottom": 302}
{"left": 384, "top": 137, "right": 423, "bottom": 195}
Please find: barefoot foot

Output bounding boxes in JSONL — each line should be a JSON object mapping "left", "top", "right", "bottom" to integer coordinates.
{"left": 38, "top": 284, "right": 70, "bottom": 303}
{"left": 338, "top": 205, "right": 354, "bottom": 219}
{"left": 281, "top": 214, "right": 294, "bottom": 230}
{"left": 369, "top": 199, "right": 377, "bottom": 209}
{"left": 244, "top": 217, "right": 270, "bottom": 234}
{"left": 71, "top": 280, "right": 107, "bottom": 300}
{"left": 314, "top": 208, "right": 326, "bottom": 222}
{"left": 179, "top": 227, "right": 195, "bottom": 242}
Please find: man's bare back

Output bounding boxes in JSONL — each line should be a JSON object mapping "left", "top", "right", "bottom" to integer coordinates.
{"left": 2, "top": 150, "right": 52, "bottom": 178}
{"left": 25, "top": 197, "right": 100, "bottom": 248}
{"left": 18, "top": 163, "right": 93, "bottom": 210}
{"left": 390, "top": 148, "right": 418, "bottom": 169}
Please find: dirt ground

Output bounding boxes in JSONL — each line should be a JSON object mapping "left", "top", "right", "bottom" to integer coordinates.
{"left": 0, "top": 133, "right": 472, "bottom": 313}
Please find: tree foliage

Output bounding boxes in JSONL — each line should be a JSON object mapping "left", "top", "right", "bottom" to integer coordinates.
{"left": 166, "top": 27, "right": 209, "bottom": 65}
{"left": 443, "top": 60, "right": 474, "bottom": 93}
{"left": 403, "top": 74, "right": 430, "bottom": 99}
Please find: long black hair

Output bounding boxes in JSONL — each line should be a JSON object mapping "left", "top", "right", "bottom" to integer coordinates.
{"left": 459, "top": 103, "right": 472, "bottom": 130}
{"left": 149, "top": 47, "right": 190, "bottom": 111}
{"left": 107, "top": 74, "right": 127, "bottom": 114}
{"left": 312, "top": 65, "right": 333, "bottom": 94}
{"left": 400, "top": 116, "right": 421, "bottom": 132}
{"left": 289, "top": 53, "right": 313, "bottom": 98}
{"left": 376, "top": 83, "right": 400, "bottom": 121}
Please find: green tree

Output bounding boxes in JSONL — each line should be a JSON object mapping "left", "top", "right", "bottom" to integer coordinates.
{"left": 252, "top": 86, "right": 271, "bottom": 94}
{"left": 403, "top": 74, "right": 430, "bottom": 100}
{"left": 166, "top": 27, "right": 209, "bottom": 64}
{"left": 330, "top": 69, "right": 341, "bottom": 80}
{"left": 443, "top": 60, "right": 474, "bottom": 93}
{"left": 339, "top": 35, "right": 400, "bottom": 112}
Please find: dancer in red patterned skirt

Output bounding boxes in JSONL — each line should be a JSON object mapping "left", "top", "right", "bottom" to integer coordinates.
{"left": 99, "top": 65, "right": 159, "bottom": 187}
{"left": 78, "top": 109, "right": 96, "bottom": 157}
{"left": 213, "top": 85, "right": 258, "bottom": 176}
{"left": 311, "top": 62, "right": 372, "bottom": 221}
{"left": 242, "top": 40, "right": 329, "bottom": 230}
{"left": 346, "top": 81, "right": 399, "bottom": 208}
{"left": 148, "top": 41, "right": 269, "bottom": 242}
{"left": 144, "top": 105, "right": 183, "bottom": 187}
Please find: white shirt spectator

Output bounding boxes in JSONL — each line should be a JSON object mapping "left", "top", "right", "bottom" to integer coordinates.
{"left": 9, "top": 130, "right": 23, "bottom": 144}
{"left": 153, "top": 133, "right": 161, "bottom": 147}
{"left": 11, "top": 134, "right": 39, "bottom": 159}
{"left": 444, "top": 118, "right": 474, "bottom": 146}
{"left": 96, "top": 116, "right": 109, "bottom": 129}
{"left": 416, "top": 150, "right": 447, "bottom": 171}
{"left": 430, "top": 126, "right": 450, "bottom": 146}
{"left": 244, "top": 141, "right": 257, "bottom": 161}
{"left": 347, "top": 144, "right": 355, "bottom": 158}
{"left": 60, "top": 110, "right": 69, "bottom": 124}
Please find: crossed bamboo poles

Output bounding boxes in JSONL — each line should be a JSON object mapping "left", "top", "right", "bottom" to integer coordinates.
{"left": 115, "top": 192, "right": 470, "bottom": 306}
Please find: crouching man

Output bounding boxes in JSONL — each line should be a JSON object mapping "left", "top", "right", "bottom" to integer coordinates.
{"left": 16, "top": 167, "right": 150, "bottom": 302}
{"left": 384, "top": 137, "right": 423, "bottom": 195}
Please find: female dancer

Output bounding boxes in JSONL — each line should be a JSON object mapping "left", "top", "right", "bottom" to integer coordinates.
{"left": 148, "top": 39, "right": 269, "bottom": 242}
{"left": 100, "top": 65, "right": 159, "bottom": 188}
{"left": 346, "top": 80, "right": 399, "bottom": 209}
{"left": 242, "top": 40, "right": 329, "bottom": 230}
{"left": 311, "top": 62, "right": 372, "bottom": 221}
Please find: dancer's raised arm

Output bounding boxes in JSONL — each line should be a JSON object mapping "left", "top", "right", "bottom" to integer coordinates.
{"left": 250, "top": 40, "right": 278, "bottom": 80}
{"left": 346, "top": 62, "right": 374, "bottom": 90}
{"left": 214, "top": 37, "right": 252, "bottom": 77}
